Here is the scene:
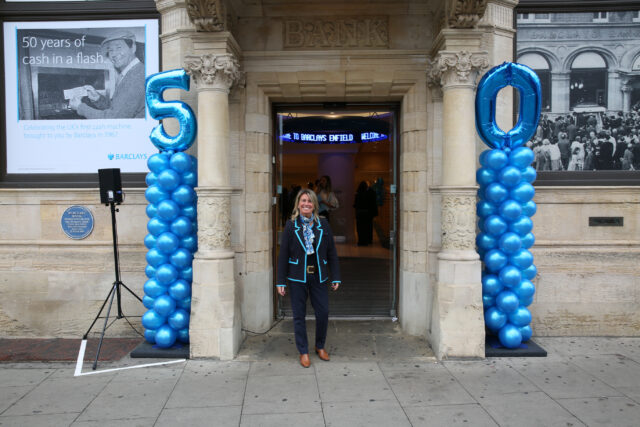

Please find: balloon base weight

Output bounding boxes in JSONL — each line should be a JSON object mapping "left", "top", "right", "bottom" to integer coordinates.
{"left": 130, "top": 340, "right": 189, "bottom": 359}
{"left": 485, "top": 336, "right": 547, "bottom": 358}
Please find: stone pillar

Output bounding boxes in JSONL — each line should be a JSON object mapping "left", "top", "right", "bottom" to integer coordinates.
{"left": 427, "top": 49, "right": 488, "bottom": 359}
{"left": 551, "top": 72, "right": 570, "bottom": 114}
{"left": 184, "top": 53, "right": 242, "bottom": 359}
{"left": 621, "top": 82, "right": 632, "bottom": 113}
{"left": 607, "top": 71, "right": 622, "bottom": 111}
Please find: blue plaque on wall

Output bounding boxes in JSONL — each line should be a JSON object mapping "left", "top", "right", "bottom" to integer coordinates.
{"left": 61, "top": 205, "right": 94, "bottom": 239}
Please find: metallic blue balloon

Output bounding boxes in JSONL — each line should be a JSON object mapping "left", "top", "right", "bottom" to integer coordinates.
{"left": 479, "top": 149, "right": 491, "bottom": 167}
{"left": 144, "top": 278, "right": 167, "bottom": 298}
{"left": 146, "top": 248, "right": 168, "bottom": 267}
{"left": 146, "top": 69, "right": 197, "bottom": 152}
{"left": 522, "top": 200, "right": 537, "bottom": 217}
{"left": 142, "top": 295, "right": 156, "bottom": 309}
{"left": 181, "top": 205, "right": 197, "bottom": 220}
{"left": 519, "top": 325, "right": 533, "bottom": 342}
{"left": 145, "top": 172, "right": 158, "bottom": 186}
{"left": 476, "top": 167, "right": 497, "bottom": 186}
{"left": 475, "top": 62, "right": 542, "bottom": 150}
{"left": 145, "top": 185, "right": 169, "bottom": 205}
{"left": 171, "top": 185, "right": 196, "bottom": 206}
{"left": 156, "top": 232, "right": 180, "bottom": 254}
{"left": 499, "top": 199, "right": 522, "bottom": 221}
{"left": 521, "top": 166, "right": 537, "bottom": 183}
{"left": 499, "top": 323, "right": 523, "bottom": 349}
{"left": 170, "top": 248, "right": 193, "bottom": 269}
{"left": 154, "top": 324, "right": 178, "bottom": 348}
{"left": 147, "top": 217, "right": 170, "bottom": 236}
{"left": 180, "top": 267, "right": 193, "bottom": 281}
{"left": 509, "top": 146, "right": 535, "bottom": 169}
{"left": 144, "top": 328, "right": 156, "bottom": 344}
{"left": 477, "top": 218, "right": 486, "bottom": 233}
{"left": 476, "top": 232, "right": 497, "bottom": 251}
{"left": 177, "top": 296, "right": 192, "bottom": 310}
{"left": 477, "top": 187, "right": 485, "bottom": 200}
{"left": 169, "top": 279, "right": 191, "bottom": 300}
{"left": 180, "top": 235, "right": 198, "bottom": 252}
{"left": 155, "top": 263, "right": 178, "bottom": 285}
{"left": 483, "top": 294, "right": 495, "bottom": 308}
{"left": 146, "top": 203, "right": 158, "bottom": 219}
{"left": 477, "top": 200, "right": 496, "bottom": 218}
{"left": 485, "top": 307, "right": 507, "bottom": 331}
{"left": 170, "top": 152, "right": 193, "bottom": 173}
{"left": 171, "top": 216, "right": 193, "bottom": 237}
{"left": 157, "top": 169, "right": 181, "bottom": 192}
{"left": 145, "top": 264, "right": 156, "bottom": 279}
{"left": 154, "top": 294, "right": 177, "bottom": 317}
{"left": 141, "top": 309, "right": 165, "bottom": 330}
{"left": 157, "top": 199, "right": 180, "bottom": 222}
{"left": 484, "top": 150, "right": 509, "bottom": 171}
{"left": 144, "top": 233, "right": 157, "bottom": 250}
{"left": 510, "top": 182, "right": 535, "bottom": 203}
{"left": 168, "top": 308, "right": 190, "bottom": 330}
{"left": 147, "top": 153, "right": 170, "bottom": 174}
{"left": 520, "top": 294, "right": 534, "bottom": 307}
{"left": 499, "top": 265, "right": 522, "bottom": 288}
{"left": 496, "top": 290, "right": 519, "bottom": 313}
{"left": 509, "top": 249, "right": 534, "bottom": 270}
{"left": 181, "top": 171, "right": 197, "bottom": 187}
{"left": 482, "top": 274, "right": 503, "bottom": 297}
{"left": 177, "top": 328, "right": 190, "bottom": 344}
{"left": 522, "top": 264, "right": 537, "bottom": 280}
{"left": 508, "top": 306, "right": 532, "bottom": 327}
{"left": 499, "top": 166, "right": 522, "bottom": 188}
{"left": 509, "top": 215, "right": 533, "bottom": 236}
{"left": 514, "top": 279, "right": 535, "bottom": 300}
{"left": 484, "top": 249, "right": 508, "bottom": 272}
{"left": 485, "top": 182, "right": 508, "bottom": 203}
{"left": 484, "top": 215, "right": 508, "bottom": 237}
{"left": 498, "top": 232, "right": 522, "bottom": 254}
{"left": 521, "top": 232, "right": 535, "bottom": 249}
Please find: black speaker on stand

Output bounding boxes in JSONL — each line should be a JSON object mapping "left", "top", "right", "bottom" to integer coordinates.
{"left": 83, "top": 168, "right": 142, "bottom": 370}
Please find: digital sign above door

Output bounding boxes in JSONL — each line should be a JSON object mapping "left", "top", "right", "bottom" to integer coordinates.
{"left": 281, "top": 131, "right": 387, "bottom": 143}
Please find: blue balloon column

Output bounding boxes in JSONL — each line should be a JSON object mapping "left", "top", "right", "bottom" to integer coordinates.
{"left": 142, "top": 69, "right": 197, "bottom": 348}
{"left": 475, "top": 62, "right": 542, "bottom": 349}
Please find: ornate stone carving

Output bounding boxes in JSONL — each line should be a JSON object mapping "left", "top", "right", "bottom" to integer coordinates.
{"left": 427, "top": 51, "right": 488, "bottom": 88}
{"left": 197, "top": 193, "right": 231, "bottom": 251}
{"left": 184, "top": 53, "right": 242, "bottom": 91}
{"left": 441, "top": 193, "right": 476, "bottom": 251}
{"left": 186, "top": 0, "right": 229, "bottom": 32}
{"left": 283, "top": 17, "right": 389, "bottom": 49}
{"left": 446, "top": 0, "right": 488, "bottom": 29}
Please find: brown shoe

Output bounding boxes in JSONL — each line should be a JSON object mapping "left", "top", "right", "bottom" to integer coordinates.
{"left": 299, "top": 353, "right": 311, "bottom": 368}
{"left": 315, "top": 347, "right": 330, "bottom": 361}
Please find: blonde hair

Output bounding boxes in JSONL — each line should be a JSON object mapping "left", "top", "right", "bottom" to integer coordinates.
{"left": 290, "top": 188, "right": 319, "bottom": 221}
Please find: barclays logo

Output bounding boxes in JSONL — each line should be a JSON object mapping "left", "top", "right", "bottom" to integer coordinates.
{"left": 108, "top": 153, "right": 148, "bottom": 161}
{"left": 108, "top": 153, "right": 115, "bottom": 160}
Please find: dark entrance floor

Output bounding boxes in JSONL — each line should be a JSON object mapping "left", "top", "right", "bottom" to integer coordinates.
{"left": 0, "top": 338, "right": 141, "bottom": 362}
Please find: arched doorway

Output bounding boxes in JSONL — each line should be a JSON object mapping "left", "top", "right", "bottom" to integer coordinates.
{"left": 570, "top": 52, "right": 608, "bottom": 110}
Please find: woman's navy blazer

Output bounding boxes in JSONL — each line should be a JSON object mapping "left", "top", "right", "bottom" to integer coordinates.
{"left": 276, "top": 216, "right": 341, "bottom": 286}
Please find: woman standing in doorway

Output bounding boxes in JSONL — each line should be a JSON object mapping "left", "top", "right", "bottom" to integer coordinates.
{"left": 276, "top": 189, "right": 341, "bottom": 368}
{"left": 316, "top": 175, "right": 339, "bottom": 220}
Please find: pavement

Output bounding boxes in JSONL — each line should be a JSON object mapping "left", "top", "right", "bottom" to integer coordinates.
{"left": 1, "top": 319, "right": 639, "bottom": 426}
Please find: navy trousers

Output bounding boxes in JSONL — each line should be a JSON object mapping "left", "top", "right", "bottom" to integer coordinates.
{"left": 288, "top": 257, "right": 329, "bottom": 354}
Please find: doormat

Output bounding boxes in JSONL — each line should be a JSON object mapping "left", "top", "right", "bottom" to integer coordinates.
{"left": 130, "top": 340, "right": 189, "bottom": 359}
{"left": 0, "top": 338, "right": 142, "bottom": 362}
{"left": 485, "top": 336, "right": 547, "bottom": 357}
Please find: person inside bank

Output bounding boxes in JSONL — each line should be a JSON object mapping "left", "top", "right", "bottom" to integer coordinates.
{"left": 69, "top": 30, "right": 146, "bottom": 119}
{"left": 315, "top": 175, "right": 339, "bottom": 220}
{"left": 276, "top": 188, "right": 341, "bottom": 368}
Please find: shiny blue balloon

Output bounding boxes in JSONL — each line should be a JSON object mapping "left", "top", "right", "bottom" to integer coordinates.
{"left": 169, "top": 279, "right": 191, "bottom": 300}
{"left": 484, "top": 215, "right": 508, "bottom": 237}
{"left": 521, "top": 166, "right": 537, "bottom": 183}
{"left": 170, "top": 248, "right": 193, "bottom": 269}
{"left": 499, "top": 265, "right": 522, "bottom": 288}
{"left": 496, "top": 290, "right": 519, "bottom": 313}
{"left": 146, "top": 203, "right": 158, "bottom": 219}
{"left": 498, "top": 232, "right": 522, "bottom": 254}
{"left": 146, "top": 248, "right": 168, "bottom": 267}
{"left": 155, "top": 263, "right": 178, "bottom": 285}
{"left": 483, "top": 294, "right": 495, "bottom": 308}
{"left": 156, "top": 232, "right": 180, "bottom": 254}
{"left": 145, "top": 172, "right": 158, "bottom": 186}
{"left": 476, "top": 167, "right": 497, "bottom": 186}
{"left": 520, "top": 294, "right": 534, "bottom": 307}
{"left": 170, "top": 152, "right": 193, "bottom": 173}
{"left": 147, "top": 217, "right": 170, "bottom": 236}
{"left": 479, "top": 150, "right": 490, "bottom": 167}
{"left": 157, "top": 169, "right": 181, "bottom": 192}
{"left": 147, "top": 153, "right": 170, "bottom": 174}
{"left": 477, "top": 187, "right": 485, "bottom": 200}
{"left": 509, "top": 146, "right": 535, "bottom": 169}
{"left": 477, "top": 200, "right": 496, "bottom": 218}
{"left": 499, "top": 166, "right": 522, "bottom": 188}
{"left": 477, "top": 218, "right": 486, "bottom": 233}
{"left": 484, "top": 249, "right": 508, "bottom": 272}
{"left": 508, "top": 306, "right": 532, "bottom": 327}
{"left": 154, "top": 324, "right": 178, "bottom": 348}
{"left": 144, "top": 234, "right": 157, "bottom": 250}
{"left": 522, "top": 264, "right": 537, "bottom": 280}
{"left": 509, "top": 249, "right": 533, "bottom": 270}
{"left": 521, "top": 232, "right": 535, "bottom": 249}
{"left": 141, "top": 309, "right": 165, "bottom": 330}
{"left": 519, "top": 325, "right": 533, "bottom": 342}
{"left": 142, "top": 295, "right": 156, "bottom": 309}
{"left": 476, "top": 232, "right": 497, "bottom": 251}
{"left": 180, "top": 235, "right": 198, "bottom": 252}
{"left": 157, "top": 199, "right": 181, "bottom": 221}
{"left": 145, "top": 264, "right": 156, "bottom": 279}
{"left": 177, "top": 328, "right": 190, "bottom": 344}
{"left": 181, "top": 171, "right": 197, "bottom": 187}
{"left": 171, "top": 185, "right": 196, "bottom": 206}
{"left": 484, "top": 149, "right": 509, "bottom": 170}
{"left": 154, "top": 294, "right": 177, "bottom": 317}
{"left": 509, "top": 216, "right": 533, "bottom": 236}
{"left": 144, "top": 329, "right": 156, "bottom": 344}
{"left": 514, "top": 279, "right": 535, "bottom": 300}
{"left": 475, "top": 62, "right": 542, "bottom": 150}
{"left": 485, "top": 182, "right": 508, "bottom": 203}
{"left": 482, "top": 274, "right": 503, "bottom": 297}
{"left": 145, "top": 185, "right": 169, "bottom": 204}
{"left": 168, "top": 308, "right": 190, "bottom": 330}
{"left": 499, "top": 199, "right": 522, "bottom": 221}
{"left": 485, "top": 307, "right": 507, "bottom": 331}
{"left": 171, "top": 216, "right": 193, "bottom": 237}
{"left": 521, "top": 200, "right": 537, "bottom": 217}
{"left": 144, "top": 278, "right": 167, "bottom": 298}
{"left": 146, "top": 69, "right": 197, "bottom": 152}
{"left": 179, "top": 267, "right": 193, "bottom": 281}
{"left": 499, "top": 323, "right": 523, "bottom": 349}
{"left": 510, "top": 182, "right": 535, "bottom": 203}
{"left": 177, "top": 296, "right": 192, "bottom": 310}
{"left": 181, "top": 205, "right": 197, "bottom": 220}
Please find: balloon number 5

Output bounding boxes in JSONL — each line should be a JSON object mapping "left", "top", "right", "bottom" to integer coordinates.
{"left": 145, "top": 69, "right": 197, "bottom": 152}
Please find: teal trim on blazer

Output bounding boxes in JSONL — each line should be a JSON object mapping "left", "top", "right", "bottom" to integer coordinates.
{"left": 288, "top": 258, "right": 299, "bottom": 264}
{"left": 293, "top": 218, "right": 307, "bottom": 283}
{"left": 315, "top": 217, "right": 325, "bottom": 282}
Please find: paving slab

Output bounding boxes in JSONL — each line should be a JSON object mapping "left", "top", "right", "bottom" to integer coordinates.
{"left": 72, "top": 417, "right": 156, "bottom": 427}
{"left": 164, "top": 366, "right": 247, "bottom": 409}
{"left": 444, "top": 360, "right": 540, "bottom": 398}
{"left": 242, "top": 373, "right": 321, "bottom": 415}
{"left": 314, "top": 362, "right": 395, "bottom": 403}
{"left": 0, "top": 413, "right": 78, "bottom": 426}
{"left": 156, "top": 406, "right": 242, "bottom": 427}
{"left": 240, "top": 411, "right": 326, "bottom": 427}
{"left": 558, "top": 396, "right": 640, "bottom": 427}
{"left": 323, "top": 399, "right": 411, "bottom": 427}
{"left": 567, "top": 354, "right": 640, "bottom": 388}
{"left": 0, "top": 368, "right": 54, "bottom": 387}
{"left": 0, "top": 386, "right": 34, "bottom": 414}
{"left": 403, "top": 404, "right": 499, "bottom": 427}
{"left": 248, "top": 360, "right": 315, "bottom": 377}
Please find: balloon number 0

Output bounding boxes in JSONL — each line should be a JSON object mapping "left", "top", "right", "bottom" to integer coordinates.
{"left": 475, "top": 62, "right": 541, "bottom": 349}
{"left": 142, "top": 70, "right": 198, "bottom": 348}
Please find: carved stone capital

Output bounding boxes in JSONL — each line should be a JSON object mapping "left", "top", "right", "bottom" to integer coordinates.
{"left": 196, "top": 187, "right": 232, "bottom": 253}
{"left": 446, "top": 0, "right": 488, "bottom": 29}
{"left": 440, "top": 191, "right": 477, "bottom": 252}
{"left": 427, "top": 50, "right": 488, "bottom": 88}
{"left": 184, "top": 53, "right": 242, "bottom": 92}
{"left": 621, "top": 84, "right": 632, "bottom": 94}
{"left": 186, "top": 0, "right": 234, "bottom": 32}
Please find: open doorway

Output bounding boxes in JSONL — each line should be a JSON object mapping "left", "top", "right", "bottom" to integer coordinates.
{"left": 273, "top": 104, "right": 399, "bottom": 317}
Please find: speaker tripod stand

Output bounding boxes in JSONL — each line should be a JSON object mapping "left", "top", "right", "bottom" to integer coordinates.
{"left": 83, "top": 198, "right": 142, "bottom": 370}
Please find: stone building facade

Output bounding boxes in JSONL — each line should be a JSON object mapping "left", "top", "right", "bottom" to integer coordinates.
{"left": 0, "top": 0, "right": 638, "bottom": 360}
